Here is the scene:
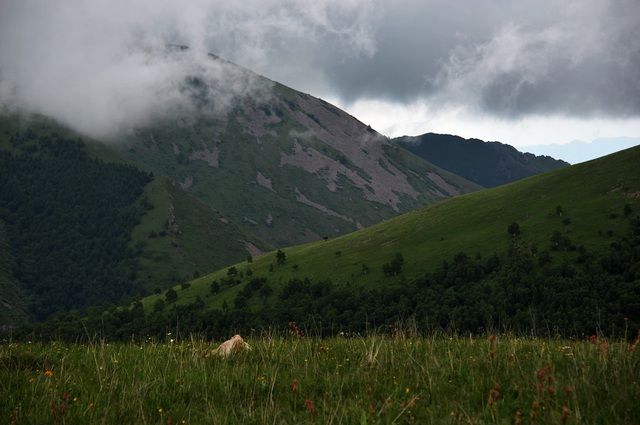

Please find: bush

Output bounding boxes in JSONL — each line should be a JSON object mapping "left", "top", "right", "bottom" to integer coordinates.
{"left": 383, "top": 253, "right": 404, "bottom": 277}
{"left": 210, "top": 280, "right": 220, "bottom": 294}
{"left": 165, "top": 288, "right": 178, "bottom": 304}
{"left": 508, "top": 222, "right": 521, "bottom": 237}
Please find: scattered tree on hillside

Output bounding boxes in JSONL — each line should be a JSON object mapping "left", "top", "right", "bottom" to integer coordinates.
{"left": 276, "top": 249, "right": 287, "bottom": 266}
{"left": 624, "top": 203, "right": 633, "bottom": 217}
{"left": 383, "top": 253, "right": 404, "bottom": 277}
{"left": 508, "top": 222, "right": 521, "bottom": 238}
{"left": 165, "top": 288, "right": 178, "bottom": 304}
{"left": 210, "top": 280, "right": 220, "bottom": 294}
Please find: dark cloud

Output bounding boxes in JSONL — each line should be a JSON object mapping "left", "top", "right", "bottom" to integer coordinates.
{"left": 0, "top": 0, "right": 377, "bottom": 138}
{"left": 252, "top": 0, "right": 640, "bottom": 119}
{"left": 1, "top": 0, "right": 638, "bottom": 139}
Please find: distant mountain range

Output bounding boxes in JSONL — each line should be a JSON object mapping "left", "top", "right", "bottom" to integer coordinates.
{"left": 395, "top": 133, "right": 568, "bottom": 188}
{"left": 0, "top": 51, "right": 571, "bottom": 326}
{"left": 523, "top": 137, "right": 640, "bottom": 164}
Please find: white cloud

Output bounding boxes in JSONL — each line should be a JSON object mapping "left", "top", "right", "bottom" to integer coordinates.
{"left": 330, "top": 97, "right": 640, "bottom": 147}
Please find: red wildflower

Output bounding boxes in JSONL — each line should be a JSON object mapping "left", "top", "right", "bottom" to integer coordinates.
{"left": 488, "top": 383, "right": 500, "bottom": 406}
{"left": 291, "top": 379, "right": 299, "bottom": 394}
{"left": 562, "top": 404, "right": 570, "bottom": 424}
{"left": 305, "top": 399, "right": 317, "bottom": 416}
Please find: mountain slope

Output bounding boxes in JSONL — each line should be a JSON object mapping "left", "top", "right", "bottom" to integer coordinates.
{"left": 395, "top": 133, "right": 568, "bottom": 188}
{"left": 0, "top": 114, "right": 268, "bottom": 323}
{"left": 132, "top": 177, "right": 271, "bottom": 291}
{"left": 143, "top": 145, "right": 640, "bottom": 313}
{"left": 116, "top": 53, "right": 480, "bottom": 247}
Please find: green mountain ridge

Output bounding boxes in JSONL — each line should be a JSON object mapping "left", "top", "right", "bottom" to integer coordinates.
{"left": 395, "top": 132, "right": 569, "bottom": 188}
{"left": 140, "top": 145, "right": 640, "bottom": 324}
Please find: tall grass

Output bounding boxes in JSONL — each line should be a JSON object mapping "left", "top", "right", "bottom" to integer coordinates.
{"left": 1, "top": 334, "right": 638, "bottom": 424}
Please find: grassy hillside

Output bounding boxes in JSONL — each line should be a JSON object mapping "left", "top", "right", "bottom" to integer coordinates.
{"left": 132, "top": 177, "right": 272, "bottom": 292}
{"left": 144, "top": 145, "right": 640, "bottom": 312}
{"left": 396, "top": 133, "right": 568, "bottom": 187}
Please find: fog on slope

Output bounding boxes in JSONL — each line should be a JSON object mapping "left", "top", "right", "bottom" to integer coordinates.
{"left": 523, "top": 137, "right": 640, "bottom": 164}
{"left": 0, "top": 0, "right": 375, "bottom": 140}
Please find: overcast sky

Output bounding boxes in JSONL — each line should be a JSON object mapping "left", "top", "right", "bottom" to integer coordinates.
{"left": 1, "top": 0, "right": 639, "bottom": 150}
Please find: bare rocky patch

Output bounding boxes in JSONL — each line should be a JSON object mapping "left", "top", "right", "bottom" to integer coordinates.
{"left": 294, "top": 187, "right": 353, "bottom": 223}
{"left": 243, "top": 241, "right": 264, "bottom": 258}
{"left": 282, "top": 95, "right": 420, "bottom": 210}
{"left": 179, "top": 176, "right": 193, "bottom": 191}
{"left": 189, "top": 146, "right": 219, "bottom": 168}
{"left": 238, "top": 104, "right": 281, "bottom": 139}
{"left": 256, "top": 171, "right": 273, "bottom": 191}
{"left": 427, "top": 172, "right": 460, "bottom": 196}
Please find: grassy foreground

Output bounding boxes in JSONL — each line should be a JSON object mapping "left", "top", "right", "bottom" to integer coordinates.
{"left": 2, "top": 336, "right": 639, "bottom": 424}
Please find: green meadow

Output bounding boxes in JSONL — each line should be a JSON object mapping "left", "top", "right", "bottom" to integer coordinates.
{"left": 2, "top": 335, "right": 639, "bottom": 424}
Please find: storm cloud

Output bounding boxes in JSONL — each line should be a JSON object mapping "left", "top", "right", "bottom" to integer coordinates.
{"left": 0, "top": 0, "right": 638, "bottom": 140}
{"left": 312, "top": 0, "right": 640, "bottom": 118}
{"left": 0, "top": 0, "right": 377, "bottom": 138}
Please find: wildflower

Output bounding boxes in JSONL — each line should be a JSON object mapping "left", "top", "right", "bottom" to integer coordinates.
{"left": 28, "top": 377, "right": 35, "bottom": 383}
{"left": 305, "top": 399, "right": 317, "bottom": 416}
{"left": 514, "top": 410, "right": 523, "bottom": 425}
{"left": 599, "top": 339, "right": 609, "bottom": 357}
{"left": 531, "top": 401, "right": 539, "bottom": 422}
{"left": 405, "top": 387, "right": 411, "bottom": 394}
{"left": 487, "top": 335, "right": 497, "bottom": 359}
{"left": 44, "top": 370, "right": 54, "bottom": 378}
{"left": 291, "top": 379, "right": 299, "bottom": 394}
{"left": 562, "top": 404, "right": 570, "bottom": 424}
{"left": 289, "top": 321, "right": 304, "bottom": 338}
{"left": 488, "top": 383, "right": 500, "bottom": 406}
{"left": 158, "top": 408, "right": 163, "bottom": 413}
{"left": 564, "top": 386, "right": 573, "bottom": 396}
{"left": 536, "top": 364, "right": 552, "bottom": 381}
